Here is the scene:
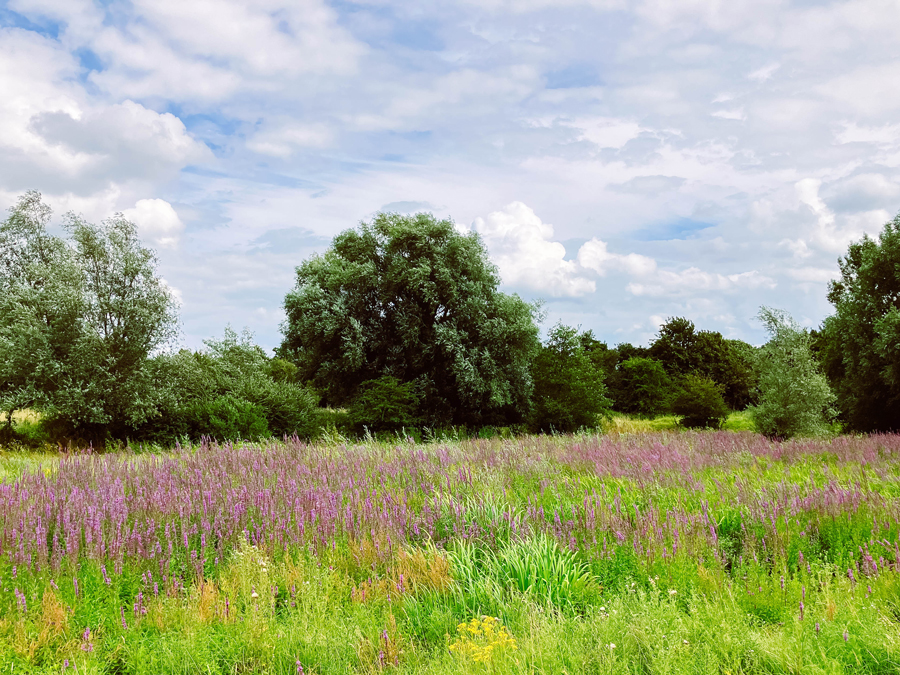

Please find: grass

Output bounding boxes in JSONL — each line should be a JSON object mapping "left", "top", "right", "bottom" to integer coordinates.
{"left": 604, "top": 410, "right": 756, "bottom": 433}
{"left": 1, "top": 429, "right": 900, "bottom": 673}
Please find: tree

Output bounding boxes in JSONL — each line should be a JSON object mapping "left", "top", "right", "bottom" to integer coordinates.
{"left": 529, "top": 324, "right": 611, "bottom": 433}
{"left": 610, "top": 357, "right": 672, "bottom": 416}
{"left": 0, "top": 192, "right": 179, "bottom": 443}
{"left": 751, "top": 307, "right": 835, "bottom": 439}
{"left": 648, "top": 317, "right": 755, "bottom": 409}
{"left": 671, "top": 374, "right": 730, "bottom": 428}
{"left": 578, "top": 331, "right": 619, "bottom": 380}
{"left": 279, "top": 212, "right": 540, "bottom": 427}
{"left": 820, "top": 214, "right": 900, "bottom": 431}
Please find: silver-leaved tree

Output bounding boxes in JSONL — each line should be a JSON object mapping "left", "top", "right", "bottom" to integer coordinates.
{"left": 751, "top": 306, "right": 835, "bottom": 439}
{"left": 0, "top": 191, "right": 178, "bottom": 445}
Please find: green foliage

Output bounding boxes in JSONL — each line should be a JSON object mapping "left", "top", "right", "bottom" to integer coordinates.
{"left": 648, "top": 317, "right": 756, "bottom": 409}
{"left": 578, "top": 331, "right": 619, "bottom": 379}
{"left": 197, "top": 394, "right": 270, "bottom": 441}
{"left": 0, "top": 192, "right": 178, "bottom": 445}
{"left": 671, "top": 374, "right": 730, "bottom": 428}
{"left": 529, "top": 324, "right": 611, "bottom": 433}
{"left": 750, "top": 307, "right": 836, "bottom": 439}
{"left": 280, "top": 211, "right": 540, "bottom": 427}
{"left": 609, "top": 357, "right": 672, "bottom": 416}
{"left": 348, "top": 376, "right": 420, "bottom": 433}
{"left": 821, "top": 213, "right": 900, "bottom": 431}
{"left": 135, "top": 328, "right": 320, "bottom": 443}
{"left": 448, "top": 536, "right": 600, "bottom": 609}
{"left": 266, "top": 357, "right": 299, "bottom": 383}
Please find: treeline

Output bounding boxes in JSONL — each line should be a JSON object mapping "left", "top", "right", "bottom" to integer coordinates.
{"left": 1, "top": 191, "right": 898, "bottom": 447}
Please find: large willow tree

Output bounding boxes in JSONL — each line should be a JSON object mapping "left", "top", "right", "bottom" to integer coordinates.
{"left": 279, "top": 212, "right": 540, "bottom": 427}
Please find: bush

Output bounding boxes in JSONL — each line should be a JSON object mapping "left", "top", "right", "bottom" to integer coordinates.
{"left": 610, "top": 357, "right": 672, "bottom": 416}
{"left": 128, "top": 329, "right": 321, "bottom": 444}
{"left": 348, "top": 376, "right": 420, "bottom": 433}
{"left": 530, "top": 324, "right": 611, "bottom": 434}
{"left": 199, "top": 395, "right": 269, "bottom": 441}
{"left": 672, "top": 374, "right": 730, "bottom": 428}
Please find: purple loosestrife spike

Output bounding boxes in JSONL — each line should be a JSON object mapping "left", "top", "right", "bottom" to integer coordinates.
{"left": 799, "top": 601, "right": 804, "bottom": 620}
{"left": 815, "top": 622, "right": 820, "bottom": 635}
{"left": 844, "top": 631, "right": 849, "bottom": 643}
{"left": 121, "top": 607, "right": 127, "bottom": 630}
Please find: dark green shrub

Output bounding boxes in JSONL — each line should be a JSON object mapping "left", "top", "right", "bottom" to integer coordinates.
{"left": 198, "top": 395, "right": 269, "bottom": 441}
{"left": 672, "top": 374, "right": 729, "bottom": 428}
{"left": 348, "top": 376, "right": 419, "bottom": 433}
{"left": 128, "top": 330, "right": 322, "bottom": 444}
{"left": 530, "top": 324, "right": 611, "bottom": 434}
{"left": 610, "top": 357, "right": 672, "bottom": 415}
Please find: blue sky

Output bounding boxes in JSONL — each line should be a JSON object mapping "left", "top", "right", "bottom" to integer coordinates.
{"left": 2, "top": 0, "right": 900, "bottom": 351}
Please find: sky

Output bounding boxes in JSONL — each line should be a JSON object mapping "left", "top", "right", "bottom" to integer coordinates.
{"left": 2, "top": 0, "right": 900, "bottom": 352}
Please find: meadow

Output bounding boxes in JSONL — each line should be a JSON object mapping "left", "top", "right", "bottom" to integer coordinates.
{"left": 1, "top": 426, "right": 900, "bottom": 674}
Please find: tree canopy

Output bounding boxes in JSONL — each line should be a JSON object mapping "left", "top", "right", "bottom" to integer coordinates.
{"left": 279, "top": 212, "right": 540, "bottom": 427}
{"left": 751, "top": 307, "right": 835, "bottom": 439}
{"left": 609, "top": 357, "right": 671, "bottom": 416}
{"left": 648, "top": 317, "right": 755, "bottom": 409}
{"left": 529, "top": 324, "right": 611, "bottom": 433}
{"left": 0, "top": 192, "right": 178, "bottom": 443}
{"left": 820, "top": 214, "right": 900, "bottom": 431}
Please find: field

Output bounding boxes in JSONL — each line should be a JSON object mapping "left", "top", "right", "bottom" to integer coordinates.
{"left": 2, "top": 429, "right": 900, "bottom": 673}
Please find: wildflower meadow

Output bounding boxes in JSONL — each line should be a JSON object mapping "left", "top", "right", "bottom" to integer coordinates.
{"left": 2, "top": 430, "right": 900, "bottom": 673}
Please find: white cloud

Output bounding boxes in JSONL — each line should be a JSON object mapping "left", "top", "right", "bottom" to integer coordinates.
{"left": 563, "top": 117, "right": 644, "bottom": 148}
{"left": 627, "top": 268, "right": 776, "bottom": 297}
{"left": 247, "top": 123, "right": 333, "bottom": 157}
{"left": 785, "top": 267, "right": 839, "bottom": 284}
{"left": 123, "top": 198, "right": 184, "bottom": 249}
{"left": 576, "top": 238, "right": 657, "bottom": 277}
{"left": 0, "top": 27, "right": 208, "bottom": 203}
{"left": 473, "top": 202, "right": 595, "bottom": 297}
{"left": 835, "top": 122, "right": 900, "bottom": 146}
{"left": 15, "top": 0, "right": 365, "bottom": 104}
{"left": 463, "top": 0, "right": 625, "bottom": 11}
{"left": 818, "top": 62, "right": 900, "bottom": 117}
{"left": 748, "top": 63, "right": 779, "bottom": 82}
{"left": 711, "top": 108, "right": 746, "bottom": 121}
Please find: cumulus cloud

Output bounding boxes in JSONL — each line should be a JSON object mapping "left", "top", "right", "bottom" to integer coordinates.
{"left": 473, "top": 202, "right": 595, "bottom": 297}
{"left": 576, "top": 238, "right": 657, "bottom": 277}
{"left": 123, "top": 198, "right": 185, "bottom": 249}
{"left": 473, "top": 202, "right": 773, "bottom": 306}
{"left": 0, "top": 28, "right": 208, "bottom": 202}
{"left": 93, "top": 0, "right": 362, "bottom": 102}
{"left": 627, "top": 269, "right": 776, "bottom": 297}
{"left": 31, "top": 101, "right": 210, "bottom": 180}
